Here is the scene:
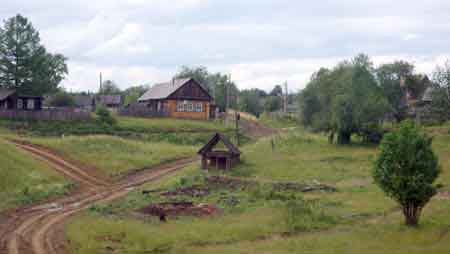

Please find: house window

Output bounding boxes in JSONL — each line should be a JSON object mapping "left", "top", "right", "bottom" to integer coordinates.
{"left": 177, "top": 101, "right": 184, "bottom": 112}
{"left": 27, "top": 99, "right": 35, "bottom": 110}
{"left": 17, "top": 99, "right": 23, "bottom": 109}
{"left": 195, "top": 103, "right": 203, "bottom": 112}
{"left": 177, "top": 101, "right": 198, "bottom": 112}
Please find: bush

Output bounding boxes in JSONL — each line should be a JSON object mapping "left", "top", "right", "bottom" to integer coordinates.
{"left": 373, "top": 120, "right": 441, "bottom": 226}
{"left": 48, "top": 91, "right": 75, "bottom": 107}
{"left": 96, "top": 106, "right": 117, "bottom": 126}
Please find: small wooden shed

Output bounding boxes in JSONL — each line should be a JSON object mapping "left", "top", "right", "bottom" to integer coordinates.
{"left": 198, "top": 133, "right": 241, "bottom": 170}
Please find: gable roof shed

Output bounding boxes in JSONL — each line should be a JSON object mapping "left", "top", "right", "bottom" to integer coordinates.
{"left": 198, "top": 133, "right": 241, "bottom": 156}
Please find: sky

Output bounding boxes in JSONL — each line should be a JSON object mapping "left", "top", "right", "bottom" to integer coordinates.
{"left": 1, "top": 0, "right": 450, "bottom": 93}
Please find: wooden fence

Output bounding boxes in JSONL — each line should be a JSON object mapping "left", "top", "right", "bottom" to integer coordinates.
{"left": 0, "top": 108, "right": 91, "bottom": 122}
{"left": 118, "top": 104, "right": 169, "bottom": 118}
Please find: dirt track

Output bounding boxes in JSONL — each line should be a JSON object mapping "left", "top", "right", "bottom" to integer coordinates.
{"left": 0, "top": 141, "right": 198, "bottom": 254}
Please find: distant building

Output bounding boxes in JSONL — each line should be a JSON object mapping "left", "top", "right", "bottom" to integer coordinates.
{"left": 74, "top": 95, "right": 95, "bottom": 111}
{"left": 138, "top": 78, "right": 215, "bottom": 120}
{"left": 97, "top": 95, "right": 123, "bottom": 109}
{"left": 0, "top": 89, "right": 43, "bottom": 110}
{"left": 399, "top": 75, "right": 443, "bottom": 123}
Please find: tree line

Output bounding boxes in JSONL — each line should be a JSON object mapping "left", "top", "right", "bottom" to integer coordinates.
{"left": 299, "top": 54, "right": 450, "bottom": 144}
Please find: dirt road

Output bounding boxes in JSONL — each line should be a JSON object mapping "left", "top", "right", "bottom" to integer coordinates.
{"left": 0, "top": 142, "right": 198, "bottom": 254}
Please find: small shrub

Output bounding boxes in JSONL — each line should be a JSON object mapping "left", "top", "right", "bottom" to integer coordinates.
{"left": 48, "top": 91, "right": 75, "bottom": 107}
{"left": 373, "top": 120, "right": 441, "bottom": 226}
{"left": 96, "top": 106, "right": 117, "bottom": 126}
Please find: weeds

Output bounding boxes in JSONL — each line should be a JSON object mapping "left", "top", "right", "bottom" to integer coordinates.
{"left": 284, "top": 198, "right": 336, "bottom": 233}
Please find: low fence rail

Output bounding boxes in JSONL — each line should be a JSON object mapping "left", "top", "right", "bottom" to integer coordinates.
{"left": 0, "top": 108, "right": 91, "bottom": 122}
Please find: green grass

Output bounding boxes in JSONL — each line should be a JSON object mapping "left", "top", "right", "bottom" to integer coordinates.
{"left": 117, "top": 116, "right": 229, "bottom": 133}
{"left": 185, "top": 201, "right": 450, "bottom": 254}
{"left": 0, "top": 117, "right": 234, "bottom": 146}
{"left": 0, "top": 138, "right": 72, "bottom": 211}
{"left": 65, "top": 126, "right": 450, "bottom": 254}
{"left": 27, "top": 135, "right": 197, "bottom": 177}
{"left": 258, "top": 113, "right": 299, "bottom": 129}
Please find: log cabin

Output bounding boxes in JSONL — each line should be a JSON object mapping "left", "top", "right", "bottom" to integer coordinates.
{"left": 0, "top": 89, "right": 43, "bottom": 110}
{"left": 138, "top": 78, "right": 215, "bottom": 120}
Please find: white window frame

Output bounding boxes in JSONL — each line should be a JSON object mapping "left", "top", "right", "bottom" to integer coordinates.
{"left": 27, "top": 99, "right": 35, "bottom": 110}
{"left": 177, "top": 100, "right": 199, "bottom": 112}
{"left": 195, "top": 102, "right": 203, "bottom": 112}
{"left": 17, "top": 99, "right": 23, "bottom": 109}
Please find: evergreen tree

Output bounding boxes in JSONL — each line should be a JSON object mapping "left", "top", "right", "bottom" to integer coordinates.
{"left": 0, "top": 14, "right": 67, "bottom": 95}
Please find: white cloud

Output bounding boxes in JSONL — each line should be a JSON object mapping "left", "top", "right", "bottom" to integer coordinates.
{"left": 3, "top": 0, "right": 450, "bottom": 93}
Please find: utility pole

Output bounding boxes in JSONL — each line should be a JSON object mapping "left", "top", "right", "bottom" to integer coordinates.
{"left": 99, "top": 72, "right": 103, "bottom": 93}
{"left": 283, "top": 81, "right": 288, "bottom": 114}
{"left": 225, "top": 74, "right": 231, "bottom": 125}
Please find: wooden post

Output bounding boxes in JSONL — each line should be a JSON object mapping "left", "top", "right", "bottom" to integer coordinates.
{"left": 235, "top": 112, "right": 240, "bottom": 146}
{"left": 202, "top": 157, "right": 207, "bottom": 170}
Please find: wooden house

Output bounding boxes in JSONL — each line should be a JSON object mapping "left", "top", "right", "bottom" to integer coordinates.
{"left": 0, "top": 89, "right": 43, "bottom": 110}
{"left": 138, "top": 78, "right": 215, "bottom": 120}
{"left": 198, "top": 133, "right": 241, "bottom": 170}
{"left": 74, "top": 95, "right": 95, "bottom": 111}
{"left": 97, "top": 95, "right": 123, "bottom": 109}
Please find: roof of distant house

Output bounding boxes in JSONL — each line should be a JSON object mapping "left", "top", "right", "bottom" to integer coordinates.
{"left": 422, "top": 86, "right": 436, "bottom": 102}
{"left": 97, "top": 95, "right": 122, "bottom": 105}
{"left": 74, "top": 95, "right": 94, "bottom": 107}
{"left": 138, "top": 78, "right": 193, "bottom": 101}
{"left": 0, "top": 89, "right": 16, "bottom": 100}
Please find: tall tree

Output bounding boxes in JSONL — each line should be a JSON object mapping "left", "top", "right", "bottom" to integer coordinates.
{"left": 0, "top": 14, "right": 67, "bottom": 95}
{"left": 99, "top": 80, "right": 121, "bottom": 94}
{"left": 270, "top": 85, "right": 283, "bottom": 96}
{"left": 299, "top": 54, "right": 389, "bottom": 144}
{"left": 238, "top": 89, "right": 264, "bottom": 116}
{"left": 122, "top": 85, "right": 148, "bottom": 106}
{"left": 432, "top": 60, "right": 450, "bottom": 104}
{"left": 376, "top": 61, "right": 414, "bottom": 122}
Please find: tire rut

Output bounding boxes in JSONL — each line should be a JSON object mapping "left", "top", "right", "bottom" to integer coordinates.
{"left": 0, "top": 142, "right": 198, "bottom": 254}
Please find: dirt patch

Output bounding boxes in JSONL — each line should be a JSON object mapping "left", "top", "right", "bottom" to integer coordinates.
{"left": 139, "top": 202, "right": 221, "bottom": 219}
{"left": 239, "top": 119, "right": 279, "bottom": 138}
{"left": 272, "top": 182, "right": 337, "bottom": 193}
{"left": 147, "top": 176, "right": 336, "bottom": 199}
{"left": 162, "top": 185, "right": 211, "bottom": 198}
{"left": 436, "top": 191, "right": 450, "bottom": 200}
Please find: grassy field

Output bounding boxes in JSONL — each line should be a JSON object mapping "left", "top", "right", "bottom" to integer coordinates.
{"left": 0, "top": 138, "right": 72, "bottom": 211}
{"left": 29, "top": 122, "right": 443, "bottom": 253}
{"left": 66, "top": 125, "right": 449, "bottom": 254}
{"left": 28, "top": 135, "right": 197, "bottom": 177}
{"left": 117, "top": 116, "right": 230, "bottom": 133}
{"left": 258, "top": 113, "right": 299, "bottom": 129}
{"left": 0, "top": 117, "right": 233, "bottom": 146}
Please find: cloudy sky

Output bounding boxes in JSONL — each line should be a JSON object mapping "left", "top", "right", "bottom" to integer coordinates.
{"left": 2, "top": 0, "right": 450, "bottom": 92}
